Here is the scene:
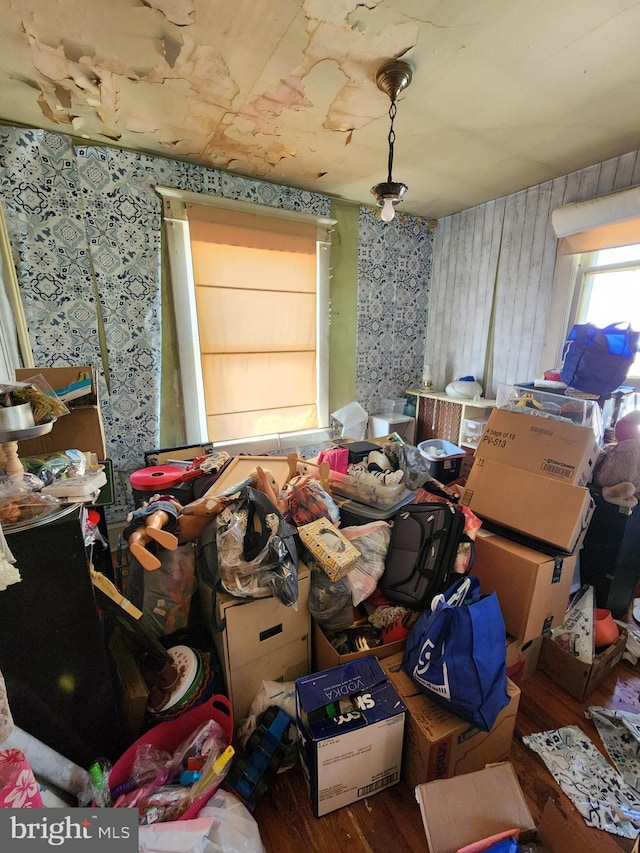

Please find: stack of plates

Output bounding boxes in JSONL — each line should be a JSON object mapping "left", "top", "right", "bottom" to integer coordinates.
{"left": 149, "top": 645, "right": 212, "bottom": 720}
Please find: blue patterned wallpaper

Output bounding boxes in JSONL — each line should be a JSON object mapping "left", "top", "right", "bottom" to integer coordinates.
{"left": 0, "top": 128, "right": 432, "bottom": 521}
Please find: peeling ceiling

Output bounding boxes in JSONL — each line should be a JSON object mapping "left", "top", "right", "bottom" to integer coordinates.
{"left": 2, "top": 0, "right": 640, "bottom": 218}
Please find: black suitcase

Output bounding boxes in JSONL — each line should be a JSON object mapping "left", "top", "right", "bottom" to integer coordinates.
{"left": 380, "top": 501, "right": 472, "bottom": 610}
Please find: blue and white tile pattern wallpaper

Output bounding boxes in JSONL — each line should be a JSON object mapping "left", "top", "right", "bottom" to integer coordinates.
{"left": 0, "top": 128, "right": 432, "bottom": 521}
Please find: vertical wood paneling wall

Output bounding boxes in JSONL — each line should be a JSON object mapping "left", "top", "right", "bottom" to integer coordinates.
{"left": 427, "top": 149, "right": 640, "bottom": 397}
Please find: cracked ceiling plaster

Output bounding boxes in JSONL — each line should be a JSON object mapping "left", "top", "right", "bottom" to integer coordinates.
{"left": 2, "top": 0, "right": 640, "bottom": 218}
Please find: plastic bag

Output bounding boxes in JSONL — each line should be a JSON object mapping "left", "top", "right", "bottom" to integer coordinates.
{"left": 342, "top": 521, "right": 391, "bottom": 606}
{"left": 236, "top": 680, "right": 296, "bottom": 749}
{"left": 308, "top": 562, "right": 353, "bottom": 629}
{"left": 138, "top": 789, "right": 265, "bottom": 853}
{"left": 216, "top": 487, "right": 298, "bottom": 606}
{"left": 283, "top": 474, "right": 340, "bottom": 526}
{"left": 0, "top": 480, "right": 61, "bottom": 526}
{"left": 137, "top": 544, "right": 198, "bottom": 637}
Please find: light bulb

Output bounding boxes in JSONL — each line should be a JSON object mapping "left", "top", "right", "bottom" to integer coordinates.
{"left": 380, "top": 197, "right": 395, "bottom": 222}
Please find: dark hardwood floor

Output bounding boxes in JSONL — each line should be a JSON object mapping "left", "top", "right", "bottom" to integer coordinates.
{"left": 252, "top": 610, "right": 640, "bottom": 853}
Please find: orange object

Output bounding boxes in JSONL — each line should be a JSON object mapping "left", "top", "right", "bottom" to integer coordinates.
{"left": 594, "top": 608, "right": 620, "bottom": 648}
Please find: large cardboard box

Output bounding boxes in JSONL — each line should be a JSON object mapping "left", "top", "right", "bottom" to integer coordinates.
{"left": 416, "top": 761, "right": 622, "bottom": 853}
{"left": 312, "top": 618, "right": 406, "bottom": 671}
{"left": 381, "top": 653, "right": 520, "bottom": 791}
{"left": 461, "top": 458, "right": 595, "bottom": 552}
{"left": 15, "top": 366, "right": 106, "bottom": 460}
{"left": 505, "top": 634, "right": 542, "bottom": 684}
{"left": 476, "top": 407, "right": 600, "bottom": 486}
{"left": 538, "top": 628, "right": 628, "bottom": 701}
{"left": 295, "top": 656, "right": 406, "bottom": 817}
{"left": 473, "top": 530, "right": 576, "bottom": 643}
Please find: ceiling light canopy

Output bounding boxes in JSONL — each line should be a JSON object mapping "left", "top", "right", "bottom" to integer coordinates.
{"left": 371, "top": 59, "right": 413, "bottom": 223}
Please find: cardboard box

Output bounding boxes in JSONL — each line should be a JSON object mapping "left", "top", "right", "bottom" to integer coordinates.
{"left": 461, "top": 458, "right": 595, "bottom": 552}
{"left": 312, "top": 618, "right": 406, "bottom": 671}
{"left": 476, "top": 407, "right": 600, "bottom": 486}
{"left": 295, "top": 656, "right": 406, "bottom": 817}
{"left": 416, "top": 761, "right": 623, "bottom": 853}
{"left": 505, "top": 634, "right": 542, "bottom": 685}
{"left": 15, "top": 366, "right": 106, "bottom": 460}
{"left": 381, "top": 653, "right": 520, "bottom": 791}
{"left": 473, "top": 531, "right": 577, "bottom": 644}
{"left": 416, "top": 762, "right": 536, "bottom": 853}
{"left": 298, "top": 517, "right": 360, "bottom": 581}
{"left": 538, "top": 628, "right": 628, "bottom": 701}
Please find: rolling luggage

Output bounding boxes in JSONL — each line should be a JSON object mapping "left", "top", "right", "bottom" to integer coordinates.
{"left": 380, "top": 501, "right": 473, "bottom": 610}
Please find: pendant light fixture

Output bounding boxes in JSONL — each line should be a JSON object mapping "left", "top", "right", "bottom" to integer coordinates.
{"left": 371, "top": 59, "right": 413, "bottom": 222}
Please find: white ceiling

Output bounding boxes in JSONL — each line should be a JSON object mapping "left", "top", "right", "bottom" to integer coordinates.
{"left": 2, "top": 0, "right": 640, "bottom": 219}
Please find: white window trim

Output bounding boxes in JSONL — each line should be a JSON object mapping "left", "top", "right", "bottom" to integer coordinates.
{"left": 156, "top": 186, "right": 335, "bottom": 447}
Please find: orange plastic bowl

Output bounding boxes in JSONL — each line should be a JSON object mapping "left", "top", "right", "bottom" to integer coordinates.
{"left": 594, "top": 608, "right": 619, "bottom": 649}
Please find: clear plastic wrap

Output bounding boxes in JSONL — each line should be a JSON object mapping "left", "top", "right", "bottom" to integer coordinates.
{"left": 0, "top": 480, "right": 61, "bottom": 526}
{"left": 341, "top": 520, "right": 392, "bottom": 606}
{"left": 21, "top": 449, "right": 86, "bottom": 485}
{"left": 216, "top": 489, "right": 298, "bottom": 606}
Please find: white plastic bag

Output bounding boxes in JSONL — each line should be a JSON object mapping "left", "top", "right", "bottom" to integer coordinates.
{"left": 138, "top": 790, "right": 265, "bottom": 853}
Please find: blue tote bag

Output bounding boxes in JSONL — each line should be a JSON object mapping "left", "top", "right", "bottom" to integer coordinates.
{"left": 560, "top": 322, "right": 639, "bottom": 396}
{"left": 401, "top": 575, "right": 509, "bottom": 731}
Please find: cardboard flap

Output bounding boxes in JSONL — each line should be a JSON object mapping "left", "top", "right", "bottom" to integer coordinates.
{"left": 297, "top": 655, "right": 391, "bottom": 713}
{"left": 415, "top": 762, "right": 536, "bottom": 853}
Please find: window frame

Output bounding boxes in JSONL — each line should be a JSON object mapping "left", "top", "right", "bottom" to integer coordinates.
{"left": 157, "top": 186, "right": 335, "bottom": 446}
{"left": 542, "top": 245, "right": 640, "bottom": 388}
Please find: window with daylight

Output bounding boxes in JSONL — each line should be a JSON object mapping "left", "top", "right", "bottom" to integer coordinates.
{"left": 542, "top": 191, "right": 640, "bottom": 390}
{"left": 158, "top": 188, "right": 334, "bottom": 447}
{"left": 568, "top": 243, "right": 640, "bottom": 380}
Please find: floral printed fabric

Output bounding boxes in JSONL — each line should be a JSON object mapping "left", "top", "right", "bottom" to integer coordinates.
{"left": 0, "top": 749, "right": 43, "bottom": 807}
{"left": 523, "top": 725, "right": 640, "bottom": 838}
{"left": 587, "top": 707, "right": 640, "bottom": 793}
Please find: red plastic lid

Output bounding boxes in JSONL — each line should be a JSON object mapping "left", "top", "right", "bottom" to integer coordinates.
{"left": 130, "top": 465, "right": 185, "bottom": 490}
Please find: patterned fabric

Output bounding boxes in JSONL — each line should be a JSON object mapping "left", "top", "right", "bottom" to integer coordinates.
{"left": 523, "top": 724, "right": 640, "bottom": 838}
{"left": 0, "top": 128, "right": 433, "bottom": 522}
{"left": 587, "top": 707, "right": 640, "bottom": 793}
{"left": 0, "top": 749, "right": 43, "bottom": 807}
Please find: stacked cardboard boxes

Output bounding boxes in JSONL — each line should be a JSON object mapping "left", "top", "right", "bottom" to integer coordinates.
{"left": 460, "top": 398, "right": 600, "bottom": 685}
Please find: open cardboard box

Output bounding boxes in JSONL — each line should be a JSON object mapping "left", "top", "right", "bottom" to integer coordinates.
{"left": 416, "top": 761, "right": 624, "bottom": 853}
{"left": 312, "top": 617, "right": 406, "bottom": 671}
{"left": 538, "top": 627, "right": 628, "bottom": 701}
{"left": 15, "top": 366, "right": 106, "bottom": 459}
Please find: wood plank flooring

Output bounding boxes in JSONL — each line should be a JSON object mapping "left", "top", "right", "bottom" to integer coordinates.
{"left": 253, "top": 614, "right": 640, "bottom": 853}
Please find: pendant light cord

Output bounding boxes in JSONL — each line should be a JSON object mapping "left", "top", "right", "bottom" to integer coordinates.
{"left": 387, "top": 99, "right": 397, "bottom": 183}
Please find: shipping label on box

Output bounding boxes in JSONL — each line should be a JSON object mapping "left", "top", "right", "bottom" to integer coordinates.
{"left": 381, "top": 653, "right": 520, "bottom": 791}
{"left": 462, "top": 458, "right": 595, "bottom": 553}
{"left": 476, "top": 408, "right": 600, "bottom": 486}
{"left": 295, "top": 655, "right": 406, "bottom": 817}
{"left": 474, "top": 531, "right": 577, "bottom": 643}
